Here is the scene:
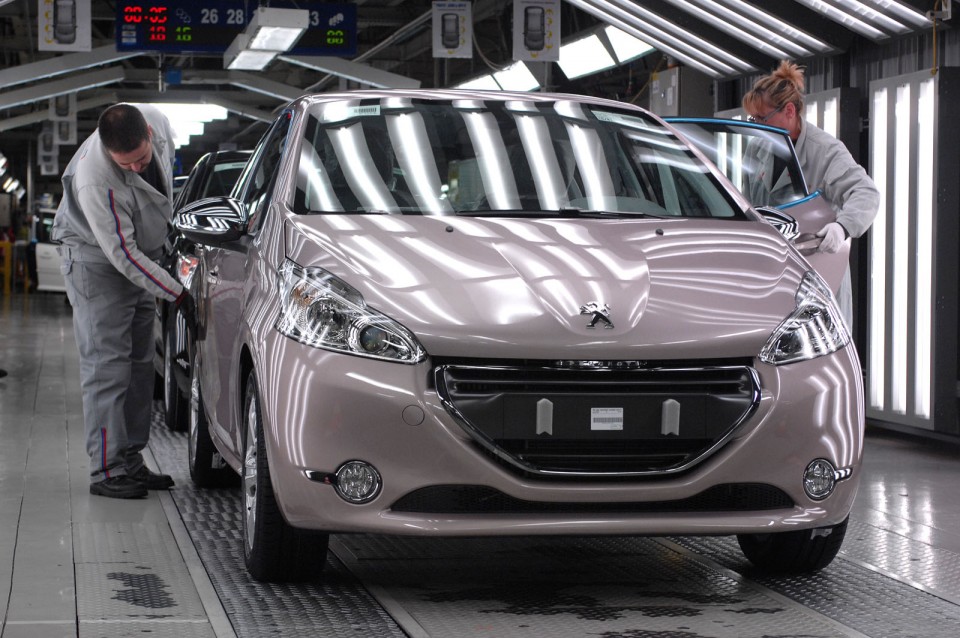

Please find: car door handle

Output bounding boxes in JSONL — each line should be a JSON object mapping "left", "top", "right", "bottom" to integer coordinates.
{"left": 207, "top": 268, "right": 220, "bottom": 283}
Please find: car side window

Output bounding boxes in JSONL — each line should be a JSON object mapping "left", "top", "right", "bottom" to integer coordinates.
{"left": 236, "top": 112, "right": 292, "bottom": 233}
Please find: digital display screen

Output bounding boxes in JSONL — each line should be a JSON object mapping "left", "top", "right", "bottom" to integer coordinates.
{"left": 116, "top": 1, "right": 357, "bottom": 56}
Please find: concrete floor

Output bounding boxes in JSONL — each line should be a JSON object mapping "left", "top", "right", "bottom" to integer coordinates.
{"left": 3, "top": 291, "right": 960, "bottom": 638}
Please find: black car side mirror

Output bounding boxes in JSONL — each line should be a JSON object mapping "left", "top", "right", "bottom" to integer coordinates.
{"left": 174, "top": 196, "right": 247, "bottom": 246}
{"left": 756, "top": 206, "right": 800, "bottom": 241}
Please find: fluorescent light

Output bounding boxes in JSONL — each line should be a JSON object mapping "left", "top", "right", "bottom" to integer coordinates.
{"left": 558, "top": 34, "right": 616, "bottom": 79}
{"left": 868, "top": 86, "right": 887, "bottom": 411}
{"left": 892, "top": 82, "right": 910, "bottom": 414}
{"left": 493, "top": 62, "right": 540, "bottom": 91}
{"left": 246, "top": 7, "right": 309, "bottom": 50}
{"left": 139, "top": 103, "right": 229, "bottom": 148}
{"left": 804, "top": 101, "right": 819, "bottom": 128}
{"left": 225, "top": 34, "right": 279, "bottom": 70}
{"left": 830, "top": 0, "right": 922, "bottom": 33}
{"left": 455, "top": 75, "right": 501, "bottom": 90}
{"left": 794, "top": 0, "right": 887, "bottom": 39}
{"left": 866, "top": 0, "right": 932, "bottom": 28}
{"left": 677, "top": 0, "right": 833, "bottom": 56}
{"left": 224, "top": 7, "right": 308, "bottom": 70}
{"left": 823, "top": 97, "right": 838, "bottom": 137}
{"left": 914, "top": 77, "right": 934, "bottom": 419}
{"left": 603, "top": 26, "right": 654, "bottom": 63}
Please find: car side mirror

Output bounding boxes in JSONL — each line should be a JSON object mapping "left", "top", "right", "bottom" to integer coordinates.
{"left": 174, "top": 196, "right": 247, "bottom": 246}
{"left": 756, "top": 207, "right": 800, "bottom": 241}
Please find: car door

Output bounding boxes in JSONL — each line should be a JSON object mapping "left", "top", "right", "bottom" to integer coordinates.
{"left": 665, "top": 118, "right": 850, "bottom": 292}
{"left": 199, "top": 114, "right": 292, "bottom": 458}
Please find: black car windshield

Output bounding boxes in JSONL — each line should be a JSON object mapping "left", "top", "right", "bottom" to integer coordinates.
{"left": 294, "top": 97, "right": 744, "bottom": 219}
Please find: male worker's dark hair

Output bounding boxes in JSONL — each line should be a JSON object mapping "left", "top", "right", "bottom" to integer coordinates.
{"left": 98, "top": 104, "right": 150, "bottom": 154}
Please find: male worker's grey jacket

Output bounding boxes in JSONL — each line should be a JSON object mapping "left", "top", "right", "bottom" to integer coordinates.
{"left": 52, "top": 104, "right": 183, "bottom": 301}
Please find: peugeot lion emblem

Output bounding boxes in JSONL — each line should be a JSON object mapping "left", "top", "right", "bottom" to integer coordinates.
{"left": 579, "top": 301, "right": 614, "bottom": 329}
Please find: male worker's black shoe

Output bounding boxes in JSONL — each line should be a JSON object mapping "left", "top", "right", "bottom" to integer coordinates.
{"left": 130, "top": 466, "right": 175, "bottom": 490}
{"left": 90, "top": 476, "right": 148, "bottom": 499}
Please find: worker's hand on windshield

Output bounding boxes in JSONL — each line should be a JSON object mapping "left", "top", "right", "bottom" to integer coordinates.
{"left": 816, "top": 222, "right": 846, "bottom": 254}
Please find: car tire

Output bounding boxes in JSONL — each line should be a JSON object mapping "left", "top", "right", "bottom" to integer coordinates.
{"left": 187, "top": 341, "right": 232, "bottom": 487}
{"left": 737, "top": 516, "right": 849, "bottom": 573}
{"left": 241, "top": 370, "right": 328, "bottom": 583}
{"left": 163, "top": 311, "right": 188, "bottom": 432}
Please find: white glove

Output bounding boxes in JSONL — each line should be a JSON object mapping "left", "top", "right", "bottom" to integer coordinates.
{"left": 816, "top": 222, "right": 846, "bottom": 254}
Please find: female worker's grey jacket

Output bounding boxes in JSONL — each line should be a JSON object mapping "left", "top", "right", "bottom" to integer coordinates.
{"left": 52, "top": 104, "right": 183, "bottom": 302}
{"left": 794, "top": 120, "right": 880, "bottom": 328}
{"left": 794, "top": 120, "right": 879, "bottom": 240}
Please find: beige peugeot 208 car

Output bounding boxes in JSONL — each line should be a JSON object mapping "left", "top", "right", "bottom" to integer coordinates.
{"left": 174, "top": 90, "right": 863, "bottom": 583}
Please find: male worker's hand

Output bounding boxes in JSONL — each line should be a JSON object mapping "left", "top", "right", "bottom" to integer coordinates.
{"left": 816, "top": 222, "right": 846, "bottom": 254}
{"left": 174, "top": 289, "right": 197, "bottom": 333}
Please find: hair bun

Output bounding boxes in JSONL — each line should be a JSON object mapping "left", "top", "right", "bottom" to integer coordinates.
{"left": 773, "top": 60, "right": 805, "bottom": 93}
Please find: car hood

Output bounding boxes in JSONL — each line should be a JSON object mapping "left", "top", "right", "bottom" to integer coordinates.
{"left": 284, "top": 215, "right": 808, "bottom": 360}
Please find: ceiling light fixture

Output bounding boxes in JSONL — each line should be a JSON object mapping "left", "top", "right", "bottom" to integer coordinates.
{"left": 558, "top": 34, "right": 617, "bottom": 79}
{"left": 603, "top": 26, "right": 655, "bottom": 64}
{"left": 136, "top": 103, "right": 229, "bottom": 148}
{"left": 224, "top": 7, "right": 309, "bottom": 71}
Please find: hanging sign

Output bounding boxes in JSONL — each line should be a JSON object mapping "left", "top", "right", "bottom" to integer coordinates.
{"left": 432, "top": 2, "right": 472, "bottom": 59}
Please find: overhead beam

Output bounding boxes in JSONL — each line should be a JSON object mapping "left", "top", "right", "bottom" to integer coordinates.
{"left": 280, "top": 56, "right": 421, "bottom": 89}
{"left": 200, "top": 95, "right": 276, "bottom": 123}
{"left": 0, "top": 45, "right": 141, "bottom": 90}
{"left": 0, "top": 67, "right": 125, "bottom": 111}
{"left": 226, "top": 72, "right": 302, "bottom": 103}
{"left": 0, "top": 92, "right": 118, "bottom": 132}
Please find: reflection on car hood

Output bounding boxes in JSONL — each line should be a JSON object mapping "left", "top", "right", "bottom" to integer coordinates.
{"left": 285, "top": 215, "right": 807, "bottom": 359}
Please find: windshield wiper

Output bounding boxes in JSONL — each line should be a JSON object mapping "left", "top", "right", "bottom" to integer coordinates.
{"left": 453, "top": 208, "right": 664, "bottom": 218}
{"left": 558, "top": 208, "right": 666, "bottom": 219}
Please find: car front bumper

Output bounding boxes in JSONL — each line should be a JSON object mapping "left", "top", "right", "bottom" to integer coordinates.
{"left": 253, "top": 331, "right": 863, "bottom": 537}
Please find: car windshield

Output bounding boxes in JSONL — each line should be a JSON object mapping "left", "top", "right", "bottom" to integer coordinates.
{"left": 667, "top": 120, "right": 809, "bottom": 209}
{"left": 294, "top": 97, "right": 744, "bottom": 219}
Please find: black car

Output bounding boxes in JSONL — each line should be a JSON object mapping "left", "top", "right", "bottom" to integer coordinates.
{"left": 155, "top": 150, "right": 252, "bottom": 431}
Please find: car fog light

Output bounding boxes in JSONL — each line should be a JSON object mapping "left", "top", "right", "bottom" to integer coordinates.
{"left": 334, "top": 461, "right": 381, "bottom": 504}
{"left": 803, "top": 459, "right": 836, "bottom": 500}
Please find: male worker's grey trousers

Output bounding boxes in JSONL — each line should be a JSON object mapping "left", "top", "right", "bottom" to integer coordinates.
{"left": 59, "top": 244, "right": 154, "bottom": 484}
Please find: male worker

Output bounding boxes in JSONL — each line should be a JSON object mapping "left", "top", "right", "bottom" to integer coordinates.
{"left": 54, "top": 103, "right": 193, "bottom": 498}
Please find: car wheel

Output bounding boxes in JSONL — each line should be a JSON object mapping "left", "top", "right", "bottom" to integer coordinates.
{"left": 241, "top": 370, "right": 328, "bottom": 583}
{"left": 187, "top": 342, "right": 232, "bottom": 487}
{"left": 737, "top": 516, "right": 849, "bottom": 573}
{"left": 163, "top": 311, "right": 188, "bottom": 431}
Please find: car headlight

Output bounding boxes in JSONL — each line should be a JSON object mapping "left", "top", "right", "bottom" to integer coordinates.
{"left": 276, "top": 260, "right": 426, "bottom": 363}
{"left": 759, "top": 270, "right": 850, "bottom": 365}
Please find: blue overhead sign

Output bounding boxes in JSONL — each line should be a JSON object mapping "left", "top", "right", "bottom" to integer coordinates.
{"left": 116, "top": 1, "right": 357, "bottom": 56}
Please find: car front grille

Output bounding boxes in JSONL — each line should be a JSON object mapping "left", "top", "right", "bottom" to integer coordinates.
{"left": 390, "top": 483, "right": 793, "bottom": 514}
{"left": 434, "top": 360, "right": 760, "bottom": 478}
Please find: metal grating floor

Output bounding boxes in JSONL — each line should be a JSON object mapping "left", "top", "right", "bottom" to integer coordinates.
{"left": 147, "top": 404, "right": 960, "bottom": 638}
{"left": 148, "top": 408, "right": 406, "bottom": 638}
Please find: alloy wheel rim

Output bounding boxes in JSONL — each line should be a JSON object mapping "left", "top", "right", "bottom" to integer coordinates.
{"left": 243, "top": 393, "right": 259, "bottom": 551}
{"left": 164, "top": 334, "right": 174, "bottom": 413}
{"left": 188, "top": 366, "right": 199, "bottom": 463}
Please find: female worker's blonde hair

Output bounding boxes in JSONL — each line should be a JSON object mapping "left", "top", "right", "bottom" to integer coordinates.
{"left": 742, "top": 60, "right": 806, "bottom": 116}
